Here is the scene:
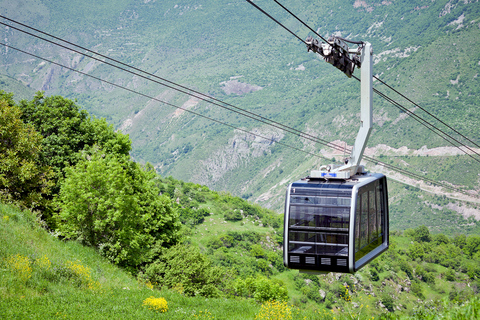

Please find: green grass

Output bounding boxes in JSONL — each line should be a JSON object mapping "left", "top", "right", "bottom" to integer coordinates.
{"left": 2, "top": 199, "right": 480, "bottom": 319}
{"left": 0, "top": 202, "right": 265, "bottom": 319}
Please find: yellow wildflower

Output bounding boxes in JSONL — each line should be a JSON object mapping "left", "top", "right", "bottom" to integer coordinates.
{"left": 142, "top": 296, "right": 168, "bottom": 313}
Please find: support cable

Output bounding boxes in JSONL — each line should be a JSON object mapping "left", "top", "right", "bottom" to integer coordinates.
{"left": 352, "top": 75, "right": 480, "bottom": 164}
{"left": 0, "top": 19, "right": 473, "bottom": 195}
{"left": 0, "top": 42, "right": 331, "bottom": 163}
{"left": 0, "top": 17, "right": 347, "bottom": 156}
{"left": 1, "top": 42, "right": 466, "bottom": 195}
{"left": 245, "top": 1, "right": 306, "bottom": 44}
{"left": 373, "top": 75, "right": 480, "bottom": 150}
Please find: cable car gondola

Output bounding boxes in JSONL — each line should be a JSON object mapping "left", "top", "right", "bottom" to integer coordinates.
{"left": 284, "top": 173, "right": 388, "bottom": 273}
{"left": 283, "top": 39, "right": 389, "bottom": 273}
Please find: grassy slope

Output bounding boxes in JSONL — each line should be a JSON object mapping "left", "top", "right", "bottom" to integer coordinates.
{"left": 0, "top": 202, "right": 259, "bottom": 320}
{"left": 1, "top": 179, "right": 480, "bottom": 319}
{"left": 0, "top": 198, "right": 478, "bottom": 319}
{"left": 160, "top": 178, "right": 480, "bottom": 318}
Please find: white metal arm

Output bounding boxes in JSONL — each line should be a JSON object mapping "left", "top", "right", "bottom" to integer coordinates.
{"left": 311, "top": 42, "right": 373, "bottom": 179}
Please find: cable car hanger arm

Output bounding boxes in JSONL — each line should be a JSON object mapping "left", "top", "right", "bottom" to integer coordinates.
{"left": 306, "top": 36, "right": 373, "bottom": 179}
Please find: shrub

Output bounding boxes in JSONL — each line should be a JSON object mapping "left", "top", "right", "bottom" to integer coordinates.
{"left": 411, "top": 282, "right": 425, "bottom": 299}
{"left": 251, "top": 244, "right": 266, "bottom": 258}
{"left": 144, "top": 244, "right": 231, "bottom": 298}
{"left": 370, "top": 269, "right": 380, "bottom": 282}
{"left": 224, "top": 210, "right": 242, "bottom": 221}
{"left": 234, "top": 276, "right": 288, "bottom": 302}
{"left": 382, "top": 294, "right": 395, "bottom": 312}
{"left": 445, "top": 268, "right": 456, "bottom": 281}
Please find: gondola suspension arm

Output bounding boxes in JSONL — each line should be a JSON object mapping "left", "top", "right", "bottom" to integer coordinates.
{"left": 306, "top": 37, "right": 373, "bottom": 179}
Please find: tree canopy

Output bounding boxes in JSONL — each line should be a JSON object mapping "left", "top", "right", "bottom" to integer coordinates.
{"left": 18, "top": 91, "right": 131, "bottom": 184}
{"left": 0, "top": 93, "right": 53, "bottom": 208}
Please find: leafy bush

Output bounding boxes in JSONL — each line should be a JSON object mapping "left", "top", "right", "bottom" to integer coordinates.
{"left": 144, "top": 244, "right": 232, "bottom": 298}
{"left": 411, "top": 282, "right": 425, "bottom": 299}
{"left": 224, "top": 209, "right": 242, "bottom": 221}
{"left": 250, "top": 244, "right": 266, "bottom": 258}
{"left": 399, "top": 259, "right": 414, "bottom": 279}
{"left": 234, "top": 276, "right": 288, "bottom": 302}
{"left": 445, "top": 268, "right": 456, "bottom": 281}
{"left": 179, "top": 207, "right": 210, "bottom": 225}
{"left": 381, "top": 294, "right": 395, "bottom": 312}
{"left": 370, "top": 269, "right": 380, "bottom": 282}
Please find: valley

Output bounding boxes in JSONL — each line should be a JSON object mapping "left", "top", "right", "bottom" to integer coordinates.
{"left": 0, "top": 0, "right": 479, "bottom": 235}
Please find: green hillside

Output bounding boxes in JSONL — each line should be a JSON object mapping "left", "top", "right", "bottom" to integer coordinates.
{"left": 1, "top": 0, "right": 479, "bottom": 235}
{"left": 1, "top": 89, "right": 480, "bottom": 318}
{"left": 2, "top": 193, "right": 480, "bottom": 319}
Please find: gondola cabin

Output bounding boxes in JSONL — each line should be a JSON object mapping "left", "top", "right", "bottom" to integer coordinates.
{"left": 283, "top": 173, "right": 388, "bottom": 273}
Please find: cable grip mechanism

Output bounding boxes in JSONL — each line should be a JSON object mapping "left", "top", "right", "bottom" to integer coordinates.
{"left": 306, "top": 36, "right": 363, "bottom": 78}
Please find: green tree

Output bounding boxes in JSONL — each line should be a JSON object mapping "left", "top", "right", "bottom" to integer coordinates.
{"left": 18, "top": 92, "right": 130, "bottom": 186}
{"left": 407, "top": 241, "right": 426, "bottom": 260}
{"left": 433, "top": 234, "right": 450, "bottom": 245}
{"left": 0, "top": 96, "right": 53, "bottom": 208}
{"left": 453, "top": 234, "right": 467, "bottom": 249}
{"left": 413, "top": 225, "right": 432, "bottom": 242}
{"left": 464, "top": 236, "right": 480, "bottom": 257}
{"left": 18, "top": 92, "right": 131, "bottom": 226}
{"left": 55, "top": 150, "right": 180, "bottom": 270}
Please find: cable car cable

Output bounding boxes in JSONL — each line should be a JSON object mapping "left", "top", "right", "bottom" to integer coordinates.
{"left": 1, "top": 21, "right": 474, "bottom": 196}
{"left": 4, "top": 15, "right": 476, "bottom": 166}
{"left": 244, "top": 0, "right": 307, "bottom": 44}
{"left": 271, "top": 0, "right": 329, "bottom": 43}
{"left": 269, "top": 0, "right": 480, "bottom": 156}
{"left": 0, "top": 42, "right": 334, "bottom": 163}
{"left": 373, "top": 75, "right": 480, "bottom": 150}
{"left": 352, "top": 75, "right": 480, "bottom": 164}
{"left": 0, "top": 17, "right": 346, "bottom": 157}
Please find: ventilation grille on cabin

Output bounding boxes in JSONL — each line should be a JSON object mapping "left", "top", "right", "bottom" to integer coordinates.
{"left": 290, "top": 256, "right": 300, "bottom": 263}
{"left": 337, "top": 259, "right": 347, "bottom": 266}
{"left": 305, "top": 257, "right": 315, "bottom": 264}
{"left": 321, "top": 258, "right": 331, "bottom": 265}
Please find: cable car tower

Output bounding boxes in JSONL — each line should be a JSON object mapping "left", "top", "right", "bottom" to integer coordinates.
{"left": 284, "top": 36, "right": 389, "bottom": 273}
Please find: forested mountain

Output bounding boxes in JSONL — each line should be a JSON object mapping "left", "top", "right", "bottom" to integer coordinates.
{"left": 1, "top": 0, "right": 480, "bottom": 234}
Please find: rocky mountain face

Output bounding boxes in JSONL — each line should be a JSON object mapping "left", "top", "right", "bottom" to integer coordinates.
{"left": 1, "top": 0, "right": 480, "bottom": 234}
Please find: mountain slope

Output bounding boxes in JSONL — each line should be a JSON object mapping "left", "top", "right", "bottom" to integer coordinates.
{"left": 1, "top": 0, "right": 480, "bottom": 233}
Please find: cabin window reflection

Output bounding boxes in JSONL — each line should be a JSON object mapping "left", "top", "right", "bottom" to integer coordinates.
{"left": 287, "top": 188, "right": 352, "bottom": 260}
{"left": 355, "top": 179, "right": 387, "bottom": 262}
